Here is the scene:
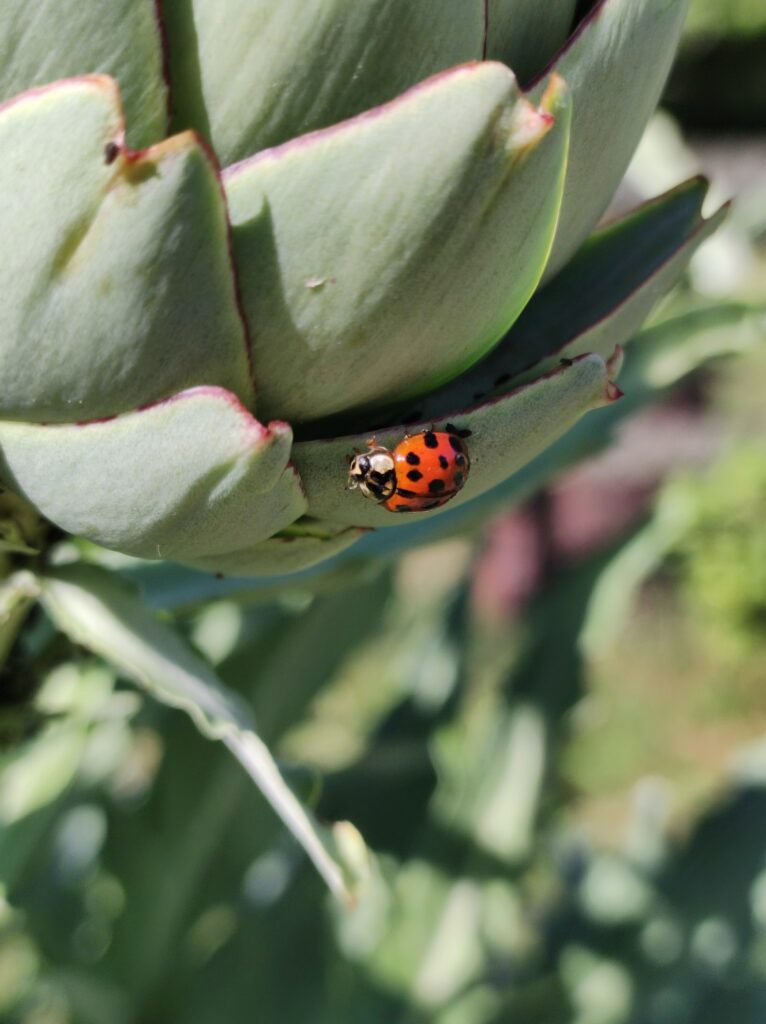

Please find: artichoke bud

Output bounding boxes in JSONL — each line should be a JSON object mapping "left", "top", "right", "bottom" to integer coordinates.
{"left": 0, "top": 0, "right": 716, "bottom": 578}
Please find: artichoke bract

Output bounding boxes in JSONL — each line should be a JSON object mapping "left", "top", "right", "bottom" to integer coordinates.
{"left": 0, "top": 0, "right": 720, "bottom": 578}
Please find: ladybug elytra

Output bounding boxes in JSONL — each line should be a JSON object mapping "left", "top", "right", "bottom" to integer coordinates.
{"left": 348, "top": 426, "right": 470, "bottom": 513}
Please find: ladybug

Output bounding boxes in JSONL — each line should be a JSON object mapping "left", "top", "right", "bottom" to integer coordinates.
{"left": 348, "top": 426, "right": 470, "bottom": 513}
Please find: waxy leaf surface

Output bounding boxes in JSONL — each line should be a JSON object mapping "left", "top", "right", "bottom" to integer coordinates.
{"left": 0, "top": 0, "right": 166, "bottom": 147}
{"left": 162, "top": 0, "right": 484, "bottom": 164}
{"left": 486, "top": 0, "right": 578, "bottom": 82}
{"left": 0, "top": 388, "right": 304, "bottom": 560}
{"left": 410, "top": 179, "right": 726, "bottom": 420}
{"left": 184, "top": 522, "right": 367, "bottom": 577}
{"left": 0, "top": 78, "right": 252, "bottom": 423}
{"left": 293, "top": 355, "right": 614, "bottom": 528}
{"left": 226, "top": 64, "right": 570, "bottom": 422}
{"left": 536, "top": 0, "right": 689, "bottom": 277}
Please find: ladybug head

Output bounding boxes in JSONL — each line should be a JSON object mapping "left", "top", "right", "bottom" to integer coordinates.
{"left": 347, "top": 446, "right": 397, "bottom": 503}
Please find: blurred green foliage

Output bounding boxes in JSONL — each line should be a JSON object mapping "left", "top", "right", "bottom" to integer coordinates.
{"left": 670, "top": 447, "right": 766, "bottom": 660}
{"left": 3, "top": 474, "right": 766, "bottom": 1024}
{"left": 666, "top": 0, "right": 766, "bottom": 129}
{"left": 685, "top": 0, "right": 766, "bottom": 38}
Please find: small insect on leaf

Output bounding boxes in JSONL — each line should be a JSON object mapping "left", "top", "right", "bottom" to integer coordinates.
{"left": 347, "top": 430, "right": 470, "bottom": 514}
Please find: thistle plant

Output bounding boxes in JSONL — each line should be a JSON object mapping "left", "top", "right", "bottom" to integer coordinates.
{"left": 0, "top": 0, "right": 750, "bottom": 898}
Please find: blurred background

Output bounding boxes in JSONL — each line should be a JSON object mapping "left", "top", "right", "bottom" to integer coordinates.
{"left": 1, "top": 4, "right": 765, "bottom": 1022}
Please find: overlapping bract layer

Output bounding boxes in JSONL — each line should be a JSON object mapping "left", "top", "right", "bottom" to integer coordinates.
{"left": 0, "top": 0, "right": 712, "bottom": 576}
{"left": 0, "top": 77, "right": 252, "bottom": 423}
{"left": 225, "top": 67, "right": 570, "bottom": 421}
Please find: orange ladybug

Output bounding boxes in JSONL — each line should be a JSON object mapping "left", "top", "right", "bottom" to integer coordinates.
{"left": 348, "top": 425, "right": 470, "bottom": 513}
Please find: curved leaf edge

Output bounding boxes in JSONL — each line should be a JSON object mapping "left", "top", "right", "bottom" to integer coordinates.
{"left": 0, "top": 73, "right": 255, "bottom": 414}
{"left": 513, "top": 184, "right": 729, "bottom": 377}
{"left": 34, "top": 562, "right": 369, "bottom": 904}
{"left": 298, "top": 176, "right": 723, "bottom": 443}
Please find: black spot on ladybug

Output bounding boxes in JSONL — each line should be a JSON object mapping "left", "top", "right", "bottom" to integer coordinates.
{"left": 453, "top": 471, "right": 464, "bottom": 488}
{"left": 395, "top": 503, "right": 413, "bottom": 512}
{"left": 428, "top": 479, "right": 446, "bottom": 494}
{"left": 448, "top": 435, "right": 464, "bottom": 453}
{"left": 396, "top": 487, "right": 417, "bottom": 499}
{"left": 406, "top": 452, "right": 421, "bottom": 465}
{"left": 104, "top": 142, "right": 120, "bottom": 165}
{"left": 454, "top": 453, "right": 466, "bottom": 467}
{"left": 438, "top": 455, "right": 449, "bottom": 470}
{"left": 494, "top": 372, "right": 511, "bottom": 386}
{"left": 423, "top": 431, "right": 438, "bottom": 449}
{"left": 407, "top": 469, "right": 423, "bottom": 481}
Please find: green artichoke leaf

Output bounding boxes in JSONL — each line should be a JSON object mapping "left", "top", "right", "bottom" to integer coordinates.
{"left": 162, "top": 0, "right": 484, "bottom": 165}
{"left": 350, "top": 303, "right": 766, "bottom": 563}
{"left": 536, "top": 0, "right": 690, "bottom": 279}
{"left": 293, "top": 353, "right": 618, "bottom": 528}
{"left": 183, "top": 522, "right": 368, "bottom": 577}
{"left": 0, "top": 76, "right": 253, "bottom": 423}
{"left": 407, "top": 178, "right": 726, "bottom": 419}
{"left": 512, "top": 195, "right": 729, "bottom": 380}
{"left": 486, "top": 0, "right": 579, "bottom": 82}
{"left": 225, "top": 64, "right": 570, "bottom": 423}
{"left": 0, "top": 387, "right": 305, "bottom": 561}
{"left": 0, "top": 0, "right": 166, "bottom": 148}
{"left": 37, "top": 562, "right": 366, "bottom": 902}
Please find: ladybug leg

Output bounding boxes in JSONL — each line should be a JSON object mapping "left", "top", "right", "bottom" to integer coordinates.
{"left": 365, "top": 439, "right": 393, "bottom": 457}
{"left": 445, "top": 421, "right": 472, "bottom": 439}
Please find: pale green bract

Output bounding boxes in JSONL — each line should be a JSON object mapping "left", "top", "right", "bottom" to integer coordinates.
{"left": 0, "top": 0, "right": 734, "bottom": 895}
